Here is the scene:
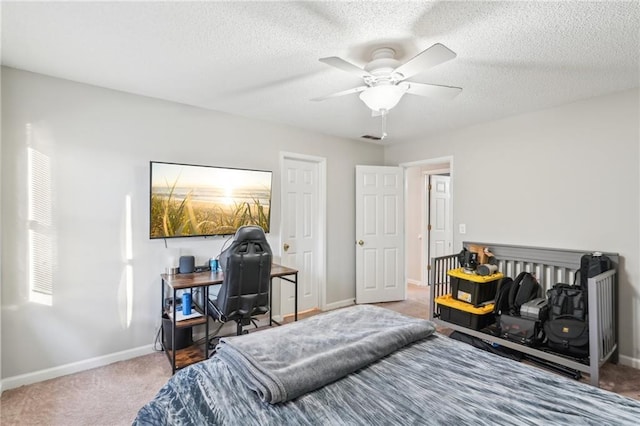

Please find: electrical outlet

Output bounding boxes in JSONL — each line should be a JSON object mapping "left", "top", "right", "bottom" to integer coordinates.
{"left": 459, "top": 224, "right": 466, "bottom": 234}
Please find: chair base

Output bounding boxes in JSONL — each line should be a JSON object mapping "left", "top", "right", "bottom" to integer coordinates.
{"left": 237, "top": 318, "right": 251, "bottom": 335}
{"left": 207, "top": 317, "right": 260, "bottom": 351}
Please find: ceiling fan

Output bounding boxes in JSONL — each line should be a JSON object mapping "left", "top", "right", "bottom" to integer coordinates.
{"left": 312, "top": 43, "right": 462, "bottom": 120}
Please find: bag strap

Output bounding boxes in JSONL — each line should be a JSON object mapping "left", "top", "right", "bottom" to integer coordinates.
{"left": 494, "top": 277, "right": 514, "bottom": 316}
{"left": 548, "top": 285, "right": 586, "bottom": 320}
{"left": 570, "top": 289, "right": 585, "bottom": 320}
{"left": 553, "top": 290, "right": 567, "bottom": 319}
{"left": 509, "top": 272, "right": 527, "bottom": 311}
{"left": 515, "top": 274, "right": 539, "bottom": 306}
{"left": 509, "top": 272, "right": 536, "bottom": 315}
{"left": 508, "top": 272, "right": 525, "bottom": 314}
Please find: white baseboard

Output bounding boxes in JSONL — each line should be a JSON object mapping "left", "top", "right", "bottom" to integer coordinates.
{"left": 407, "top": 279, "right": 424, "bottom": 286}
{"left": 323, "top": 298, "right": 355, "bottom": 311}
{"left": 619, "top": 354, "right": 640, "bottom": 370}
{"left": 1, "top": 344, "right": 155, "bottom": 392}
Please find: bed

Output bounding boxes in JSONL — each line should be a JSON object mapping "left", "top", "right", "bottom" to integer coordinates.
{"left": 134, "top": 304, "right": 640, "bottom": 425}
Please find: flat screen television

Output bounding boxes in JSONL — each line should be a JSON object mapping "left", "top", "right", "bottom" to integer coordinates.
{"left": 150, "top": 161, "right": 272, "bottom": 239}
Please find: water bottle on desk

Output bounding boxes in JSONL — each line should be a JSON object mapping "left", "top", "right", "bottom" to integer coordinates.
{"left": 182, "top": 292, "right": 192, "bottom": 315}
{"left": 210, "top": 258, "right": 219, "bottom": 273}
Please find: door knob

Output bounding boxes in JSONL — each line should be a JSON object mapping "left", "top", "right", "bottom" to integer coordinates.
{"left": 357, "top": 240, "right": 364, "bottom": 246}
{"left": 283, "top": 243, "right": 290, "bottom": 251}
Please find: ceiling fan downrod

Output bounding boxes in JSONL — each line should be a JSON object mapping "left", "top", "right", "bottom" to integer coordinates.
{"left": 380, "top": 109, "right": 388, "bottom": 140}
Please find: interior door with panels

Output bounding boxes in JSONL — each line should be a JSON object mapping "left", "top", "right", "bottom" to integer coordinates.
{"left": 281, "top": 157, "right": 320, "bottom": 315}
{"left": 355, "top": 165, "right": 405, "bottom": 304}
{"left": 429, "top": 174, "right": 452, "bottom": 259}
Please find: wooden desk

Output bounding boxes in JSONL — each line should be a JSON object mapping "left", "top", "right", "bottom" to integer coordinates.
{"left": 161, "top": 263, "right": 299, "bottom": 373}
{"left": 267, "top": 264, "right": 299, "bottom": 325}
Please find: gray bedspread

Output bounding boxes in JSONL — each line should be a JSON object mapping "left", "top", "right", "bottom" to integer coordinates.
{"left": 134, "top": 307, "right": 640, "bottom": 425}
{"left": 215, "top": 304, "right": 435, "bottom": 403}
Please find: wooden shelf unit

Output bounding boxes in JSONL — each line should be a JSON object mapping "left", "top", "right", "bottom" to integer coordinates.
{"left": 165, "top": 345, "right": 207, "bottom": 370}
{"left": 161, "top": 271, "right": 218, "bottom": 374}
{"left": 164, "top": 309, "right": 208, "bottom": 328}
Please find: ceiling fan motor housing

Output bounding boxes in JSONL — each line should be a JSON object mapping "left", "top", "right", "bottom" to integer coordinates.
{"left": 364, "top": 48, "right": 402, "bottom": 85}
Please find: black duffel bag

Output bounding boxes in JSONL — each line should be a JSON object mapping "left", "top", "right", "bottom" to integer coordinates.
{"left": 500, "top": 314, "right": 544, "bottom": 346}
{"left": 544, "top": 316, "right": 589, "bottom": 358}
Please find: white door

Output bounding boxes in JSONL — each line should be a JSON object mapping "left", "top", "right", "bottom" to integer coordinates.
{"left": 426, "top": 174, "right": 453, "bottom": 284}
{"left": 355, "top": 165, "right": 405, "bottom": 304}
{"left": 280, "top": 157, "right": 322, "bottom": 315}
{"left": 429, "top": 175, "right": 452, "bottom": 259}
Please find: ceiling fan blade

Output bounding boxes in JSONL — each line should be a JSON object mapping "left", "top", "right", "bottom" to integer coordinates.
{"left": 319, "top": 56, "right": 372, "bottom": 79}
{"left": 394, "top": 43, "right": 457, "bottom": 80}
{"left": 311, "top": 86, "right": 368, "bottom": 101}
{"left": 405, "top": 82, "right": 462, "bottom": 100}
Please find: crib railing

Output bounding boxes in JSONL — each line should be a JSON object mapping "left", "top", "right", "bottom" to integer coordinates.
{"left": 428, "top": 253, "right": 457, "bottom": 321}
{"left": 588, "top": 269, "right": 618, "bottom": 373}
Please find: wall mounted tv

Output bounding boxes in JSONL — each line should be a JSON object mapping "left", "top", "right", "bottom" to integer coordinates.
{"left": 150, "top": 161, "right": 272, "bottom": 239}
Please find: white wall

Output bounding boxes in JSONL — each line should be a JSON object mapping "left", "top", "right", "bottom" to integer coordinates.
{"left": 0, "top": 66, "right": 3, "bottom": 392}
{"left": 405, "top": 167, "right": 422, "bottom": 284}
{"left": 0, "top": 67, "right": 383, "bottom": 380}
{"left": 385, "top": 89, "right": 640, "bottom": 364}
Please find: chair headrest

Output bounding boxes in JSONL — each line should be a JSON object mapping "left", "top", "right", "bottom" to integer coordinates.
{"left": 233, "top": 225, "right": 267, "bottom": 242}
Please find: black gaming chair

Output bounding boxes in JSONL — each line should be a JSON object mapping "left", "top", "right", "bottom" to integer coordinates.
{"left": 207, "top": 225, "right": 272, "bottom": 336}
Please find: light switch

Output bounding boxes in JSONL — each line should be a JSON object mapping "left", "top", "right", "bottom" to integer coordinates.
{"left": 459, "top": 224, "right": 466, "bottom": 234}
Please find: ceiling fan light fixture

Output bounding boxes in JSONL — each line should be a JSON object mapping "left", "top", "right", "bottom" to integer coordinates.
{"left": 359, "top": 84, "right": 407, "bottom": 112}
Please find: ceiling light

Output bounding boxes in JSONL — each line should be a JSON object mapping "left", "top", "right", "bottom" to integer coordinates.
{"left": 359, "top": 84, "right": 408, "bottom": 112}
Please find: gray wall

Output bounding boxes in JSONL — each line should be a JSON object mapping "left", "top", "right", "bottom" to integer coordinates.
{"left": 0, "top": 68, "right": 3, "bottom": 389}
{"left": 0, "top": 67, "right": 383, "bottom": 378}
{"left": 385, "top": 89, "right": 640, "bottom": 365}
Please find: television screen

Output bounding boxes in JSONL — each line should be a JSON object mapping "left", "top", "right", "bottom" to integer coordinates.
{"left": 150, "top": 161, "right": 272, "bottom": 239}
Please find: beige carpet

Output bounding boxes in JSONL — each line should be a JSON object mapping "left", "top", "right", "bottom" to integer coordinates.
{"left": 0, "top": 351, "right": 171, "bottom": 425}
{"left": 1, "top": 284, "right": 639, "bottom": 425}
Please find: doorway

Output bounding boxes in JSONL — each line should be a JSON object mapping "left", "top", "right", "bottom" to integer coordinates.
{"left": 401, "top": 157, "right": 454, "bottom": 287}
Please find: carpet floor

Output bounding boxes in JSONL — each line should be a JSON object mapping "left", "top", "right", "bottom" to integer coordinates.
{"left": 1, "top": 284, "right": 639, "bottom": 425}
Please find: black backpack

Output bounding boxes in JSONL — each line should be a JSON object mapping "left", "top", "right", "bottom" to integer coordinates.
{"left": 547, "top": 283, "right": 586, "bottom": 322}
{"left": 543, "top": 283, "right": 589, "bottom": 358}
{"left": 507, "top": 272, "right": 542, "bottom": 316}
{"left": 577, "top": 252, "right": 612, "bottom": 299}
{"left": 493, "top": 277, "right": 514, "bottom": 317}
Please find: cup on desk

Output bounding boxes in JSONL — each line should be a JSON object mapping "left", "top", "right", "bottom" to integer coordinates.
{"left": 210, "top": 258, "right": 219, "bottom": 272}
{"left": 182, "top": 293, "right": 192, "bottom": 315}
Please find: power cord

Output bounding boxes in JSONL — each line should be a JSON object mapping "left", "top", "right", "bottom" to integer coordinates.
{"left": 153, "top": 325, "right": 163, "bottom": 352}
{"left": 154, "top": 317, "right": 225, "bottom": 352}
{"left": 217, "top": 234, "right": 234, "bottom": 262}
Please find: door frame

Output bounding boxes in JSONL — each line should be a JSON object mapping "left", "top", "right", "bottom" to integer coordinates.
{"left": 279, "top": 152, "right": 327, "bottom": 313}
{"left": 400, "top": 156, "right": 454, "bottom": 286}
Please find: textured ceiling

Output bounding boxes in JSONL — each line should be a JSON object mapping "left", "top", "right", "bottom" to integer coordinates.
{"left": 2, "top": 1, "right": 639, "bottom": 145}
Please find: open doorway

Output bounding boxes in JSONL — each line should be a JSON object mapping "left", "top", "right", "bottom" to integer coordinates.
{"left": 402, "top": 156, "right": 454, "bottom": 287}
